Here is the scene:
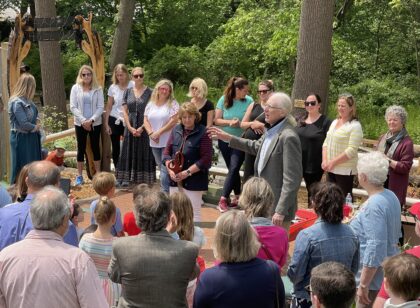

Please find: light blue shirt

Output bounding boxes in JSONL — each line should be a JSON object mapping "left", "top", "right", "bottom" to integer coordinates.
{"left": 0, "top": 185, "right": 12, "bottom": 208}
{"left": 257, "top": 118, "right": 287, "bottom": 175}
{"left": 90, "top": 199, "right": 123, "bottom": 236}
{"left": 216, "top": 95, "right": 253, "bottom": 137}
{"left": 350, "top": 189, "right": 401, "bottom": 290}
{"left": 0, "top": 194, "right": 79, "bottom": 249}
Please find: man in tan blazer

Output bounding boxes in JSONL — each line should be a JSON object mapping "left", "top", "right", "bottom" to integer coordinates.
{"left": 209, "top": 92, "right": 302, "bottom": 231}
{"left": 108, "top": 190, "right": 199, "bottom": 308}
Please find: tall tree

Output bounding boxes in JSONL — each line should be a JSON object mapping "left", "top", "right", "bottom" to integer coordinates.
{"left": 291, "top": 0, "right": 335, "bottom": 114}
{"left": 108, "top": 0, "right": 136, "bottom": 71}
{"left": 34, "top": 0, "right": 67, "bottom": 128}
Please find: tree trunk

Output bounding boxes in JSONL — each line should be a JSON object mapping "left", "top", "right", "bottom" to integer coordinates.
{"left": 291, "top": 0, "right": 335, "bottom": 115}
{"left": 34, "top": 0, "right": 68, "bottom": 129}
{"left": 108, "top": 0, "right": 136, "bottom": 71}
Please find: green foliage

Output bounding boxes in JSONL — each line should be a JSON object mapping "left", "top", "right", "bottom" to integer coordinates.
{"left": 146, "top": 45, "right": 208, "bottom": 85}
{"left": 205, "top": 5, "right": 300, "bottom": 88}
{"left": 40, "top": 106, "right": 67, "bottom": 134}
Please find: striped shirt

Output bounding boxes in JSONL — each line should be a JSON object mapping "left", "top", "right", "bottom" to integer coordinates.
{"left": 323, "top": 119, "right": 363, "bottom": 175}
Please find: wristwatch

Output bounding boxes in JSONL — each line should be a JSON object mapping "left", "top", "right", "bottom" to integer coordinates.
{"left": 186, "top": 170, "right": 192, "bottom": 177}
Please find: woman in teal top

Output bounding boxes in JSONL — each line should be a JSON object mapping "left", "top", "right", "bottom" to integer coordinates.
{"left": 214, "top": 77, "right": 253, "bottom": 213}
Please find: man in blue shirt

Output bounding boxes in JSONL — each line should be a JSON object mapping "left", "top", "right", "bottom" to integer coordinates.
{"left": 0, "top": 161, "right": 78, "bottom": 250}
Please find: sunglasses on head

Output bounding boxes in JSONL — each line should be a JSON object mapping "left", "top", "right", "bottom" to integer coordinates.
{"left": 304, "top": 101, "right": 317, "bottom": 107}
{"left": 133, "top": 74, "right": 144, "bottom": 79}
{"left": 257, "top": 89, "right": 270, "bottom": 94}
{"left": 81, "top": 73, "right": 92, "bottom": 77}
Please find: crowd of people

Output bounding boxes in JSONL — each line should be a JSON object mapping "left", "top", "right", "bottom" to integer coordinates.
{"left": 1, "top": 66, "right": 419, "bottom": 307}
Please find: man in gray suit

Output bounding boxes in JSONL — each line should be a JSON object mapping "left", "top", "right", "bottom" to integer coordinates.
{"left": 108, "top": 190, "right": 199, "bottom": 308}
{"left": 209, "top": 92, "right": 302, "bottom": 231}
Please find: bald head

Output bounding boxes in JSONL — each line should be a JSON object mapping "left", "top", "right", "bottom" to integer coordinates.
{"left": 27, "top": 161, "right": 60, "bottom": 191}
{"left": 264, "top": 92, "right": 293, "bottom": 125}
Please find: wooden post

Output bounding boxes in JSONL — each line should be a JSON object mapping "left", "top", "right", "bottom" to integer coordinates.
{"left": 8, "top": 14, "right": 31, "bottom": 94}
{"left": 1, "top": 42, "right": 11, "bottom": 182}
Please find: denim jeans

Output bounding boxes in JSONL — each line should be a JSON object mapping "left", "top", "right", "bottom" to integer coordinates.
{"left": 218, "top": 140, "right": 245, "bottom": 198}
{"left": 152, "top": 147, "right": 169, "bottom": 193}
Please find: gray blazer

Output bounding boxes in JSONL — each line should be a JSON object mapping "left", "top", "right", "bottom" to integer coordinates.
{"left": 108, "top": 230, "right": 199, "bottom": 308}
{"left": 230, "top": 121, "right": 302, "bottom": 221}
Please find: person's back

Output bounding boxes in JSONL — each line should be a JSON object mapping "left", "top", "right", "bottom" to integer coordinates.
{"left": 109, "top": 232, "right": 198, "bottom": 307}
{"left": 195, "top": 258, "right": 282, "bottom": 308}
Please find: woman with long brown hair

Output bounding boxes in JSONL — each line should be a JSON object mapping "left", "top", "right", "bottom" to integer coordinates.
{"left": 214, "top": 77, "right": 253, "bottom": 212}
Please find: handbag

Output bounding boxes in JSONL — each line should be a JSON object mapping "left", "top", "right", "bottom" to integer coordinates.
{"left": 167, "top": 135, "right": 187, "bottom": 174}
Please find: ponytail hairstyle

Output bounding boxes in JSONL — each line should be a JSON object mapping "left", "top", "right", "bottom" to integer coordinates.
{"left": 223, "top": 77, "right": 249, "bottom": 109}
{"left": 94, "top": 196, "right": 116, "bottom": 225}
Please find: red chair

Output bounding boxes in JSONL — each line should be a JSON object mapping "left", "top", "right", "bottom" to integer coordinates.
{"left": 289, "top": 209, "right": 318, "bottom": 242}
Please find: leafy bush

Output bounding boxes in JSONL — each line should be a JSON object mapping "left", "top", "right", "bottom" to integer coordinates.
{"left": 146, "top": 45, "right": 208, "bottom": 85}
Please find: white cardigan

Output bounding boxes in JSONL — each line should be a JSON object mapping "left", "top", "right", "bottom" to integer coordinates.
{"left": 70, "top": 84, "right": 104, "bottom": 126}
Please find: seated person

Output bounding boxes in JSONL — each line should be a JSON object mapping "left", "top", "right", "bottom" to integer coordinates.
{"left": 90, "top": 172, "right": 124, "bottom": 237}
{"left": 381, "top": 254, "right": 420, "bottom": 308}
{"left": 123, "top": 184, "right": 150, "bottom": 235}
{"left": 45, "top": 140, "right": 66, "bottom": 170}
{"left": 310, "top": 261, "right": 356, "bottom": 308}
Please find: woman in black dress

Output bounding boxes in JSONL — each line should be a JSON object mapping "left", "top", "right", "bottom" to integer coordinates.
{"left": 240, "top": 80, "right": 274, "bottom": 183}
{"left": 296, "top": 93, "right": 332, "bottom": 204}
{"left": 116, "top": 67, "right": 156, "bottom": 185}
{"left": 187, "top": 77, "right": 214, "bottom": 127}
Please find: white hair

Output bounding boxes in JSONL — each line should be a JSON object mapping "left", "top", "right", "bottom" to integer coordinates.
{"left": 385, "top": 105, "right": 408, "bottom": 125}
{"left": 270, "top": 92, "right": 297, "bottom": 126}
{"left": 357, "top": 151, "right": 389, "bottom": 186}
{"left": 30, "top": 186, "right": 70, "bottom": 230}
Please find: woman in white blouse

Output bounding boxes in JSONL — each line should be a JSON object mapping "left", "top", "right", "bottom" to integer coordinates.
{"left": 322, "top": 93, "right": 363, "bottom": 197}
{"left": 70, "top": 65, "right": 104, "bottom": 186}
{"left": 104, "top": 64, "right": 133, "bottom": 171}
{"left": 144, "top": 79, "right": 179, "bottom": 193}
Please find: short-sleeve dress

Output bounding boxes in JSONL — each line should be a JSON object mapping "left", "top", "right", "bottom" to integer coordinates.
{"left": 116, "top": 87, "right": 156, "bottom": 184}
{"left": 79, "top": 233, "right": 121, "bottom": 307}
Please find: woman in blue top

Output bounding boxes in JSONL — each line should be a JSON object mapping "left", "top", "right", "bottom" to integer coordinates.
{"left": 350, "top": 151, "right": 401, "bottom": 308}
{"left": 214, "top": 77, "right": 253, "bottom": 213}
{"left": 8, "top": 73, "right": 42, "bottom": 184}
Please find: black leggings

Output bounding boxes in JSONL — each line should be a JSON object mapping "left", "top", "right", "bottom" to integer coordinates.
{"left": 108, "top": 116, "right": 125, "bottom": 168}
{"left": 327, "top": 172, "right": 354, "bottom": 198}
{"left": 75, "top": 124, "right": 102, "bottom": 162}
{"left": 303, "top": 171, "right": 324, "bottom": 204}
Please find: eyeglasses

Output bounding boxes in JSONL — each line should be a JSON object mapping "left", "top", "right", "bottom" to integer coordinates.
{"left": 81, "top": 73, "right": 92, "bottom": 77}
{"left": 133, "top": 74, "right": 144, "bottom": 79}
{"left": 265, "top": 103, "right": 283, "bottom": 110}
{"left": 191, "top": 86, "right": 198, "bottom": 90}
{"left": 305, "top": 285, "right": 312, "bottom": 295}
{"left": 257, "top": 89, "right": 270, "bottom": 95}
{"left": 304, "top": 101, "right": 317, "bottom": 107}
{"left": 159, "top": 87, "right": 170, "bottom": 92}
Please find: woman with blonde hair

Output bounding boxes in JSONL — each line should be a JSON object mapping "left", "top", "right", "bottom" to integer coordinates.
{"left": 79, "top": 196, "right": 121, "bottom": 307}
{"left": 144, "top": 79, "right": 179, "bottom": 193}
{"left": 8, "top": 73, "right": 41, "bottom": 184}
{"left": 322, "top": 93, "right": 363, "bottom": 197}
{"left": 104, "top": 64, "right": 133, "bottom": 171}
{"left": 194, "top": 211, "right": 285, "bottom": 308}
{"left": 187, "top": 77, "right": 214, "bottom": 127}
{"left": 163, "top": 102, "right": 212, "bottom": 222}
{"left": 240, "top": 177, "right": 288, "bottom": 269}
{"left": 70, "top": 65, "right": 104, "bottom": 185}
{"left": 116, "top": 67, "right": 155, "bottom": 186}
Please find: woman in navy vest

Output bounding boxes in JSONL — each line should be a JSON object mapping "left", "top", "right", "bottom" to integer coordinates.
{"left": 163, "top": 102, "right": 212, "bottom": 222}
